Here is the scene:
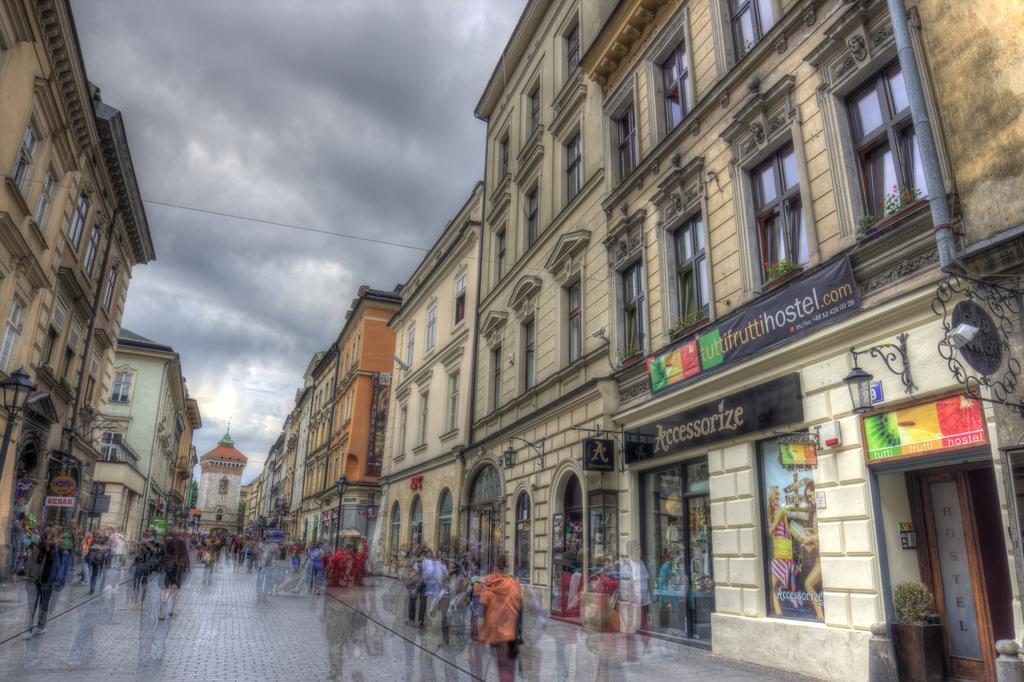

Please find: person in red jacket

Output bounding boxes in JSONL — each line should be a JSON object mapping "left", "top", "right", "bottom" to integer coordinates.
{"left": 473, "top": 553, "right": 523, "bottom": 682}
{"left": 351, "top": 539, "right": 368, "bottom": 586}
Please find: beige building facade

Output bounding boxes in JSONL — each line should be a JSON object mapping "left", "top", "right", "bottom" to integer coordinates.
{"left": 379, "top": 184, "right": 482, "bottom": 570}
{"left": 1, "top": 0, "right": 155, "bottom": 573}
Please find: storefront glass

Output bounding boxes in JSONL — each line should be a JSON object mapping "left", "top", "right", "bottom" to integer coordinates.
{"left": 388, "top": 502, "right": 400, "bottom": 561}
{"left": 758, "top": 440, "right": 823, "bottom": 621}
{"left": 641, "top": 457, "right": 713, "bottom": 640}
{"left": 514, "top": 492, "right": 531, "bottom": 582}
{"left": 588, "top": 491, "right": 617, "bottom": 564}
{"left": 437, "top": 489, "right": 453, "bottom": 559}
{"left": 552, "top": 475, "right": 584, "bottom": 619}
{"left": 410, "top": 495, "right": 423, "bottom": 546}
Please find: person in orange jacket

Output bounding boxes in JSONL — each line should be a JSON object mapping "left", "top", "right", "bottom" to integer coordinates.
{"left": 473, "top": 553, "right": 523, "bottom": 682}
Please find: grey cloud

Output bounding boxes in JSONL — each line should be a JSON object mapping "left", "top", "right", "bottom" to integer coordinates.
{"left": 74, "top": 0, "right": 523, "bottom": 477}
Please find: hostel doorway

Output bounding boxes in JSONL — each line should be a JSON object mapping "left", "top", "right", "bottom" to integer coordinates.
{"left": 908, "top": 463, "right": 1014, "bottom": 681}
{"left": 551, "top": 474, "right": 584, "bottom": 620}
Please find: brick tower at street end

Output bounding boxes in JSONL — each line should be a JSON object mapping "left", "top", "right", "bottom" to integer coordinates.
{"left": 196, "top": 430, "right": 248, "bottom": 533}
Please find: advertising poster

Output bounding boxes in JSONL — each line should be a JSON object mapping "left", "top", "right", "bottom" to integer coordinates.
{"left": 648, "top": 256, "right": 860, "bottom": 393}
{"left": 760, "top": 441, "right": 823, "bottom": 621}
{"left": 864, "top": 395, "right": 986, "bottom": 463}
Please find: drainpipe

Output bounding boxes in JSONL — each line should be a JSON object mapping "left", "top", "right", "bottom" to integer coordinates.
{"left": 886, "top": 0, "right": 956, "bottom": 269}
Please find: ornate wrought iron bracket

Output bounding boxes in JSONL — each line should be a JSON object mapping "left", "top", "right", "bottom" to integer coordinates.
{"left": 849, "top": 333, "right": 915, "bottom": 394}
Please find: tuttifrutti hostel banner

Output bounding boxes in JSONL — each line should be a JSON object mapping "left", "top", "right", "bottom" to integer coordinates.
{"left": 648, "top": 256, "right": 861, "bottom": 394}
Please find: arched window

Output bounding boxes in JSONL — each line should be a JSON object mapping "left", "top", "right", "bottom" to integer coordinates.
{"left": 389, "top": 502, "right": 401, "bottom": 560}
{"left": 409, "top": 495, "right": 423, "bottom": 547}
{"left": 216, "top": 507, "right": 224, "bottom": 521}
{"left": 436, "top": 489, "right": 453, "bottom": 559}
{"left": 514, "top": 492, "right": 531, "bottom": 583}
{"left": 552, "top": 474, "right": 584, "bottom": 619}
{"left": 466, "top": 465, "right": 502, "bottom": 576}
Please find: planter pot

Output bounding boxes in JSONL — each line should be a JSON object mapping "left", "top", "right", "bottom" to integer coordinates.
{"left": 764, "top": 267, "right": 803, "bottom": 291}
{"left": 668, "top": 317, "right": 710, "bottom": 341}
{"left": 892, "top": 622, "right": 945, "bottom": 682}
{"left": 620, "top": 354, "right": 643, "bottom": 368}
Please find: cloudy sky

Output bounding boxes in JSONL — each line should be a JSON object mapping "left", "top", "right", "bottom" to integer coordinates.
{"left": 73, "top": 0, "right": 523, "bottom": 482}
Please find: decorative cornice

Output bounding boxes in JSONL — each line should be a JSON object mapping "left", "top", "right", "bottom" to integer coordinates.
{"left": 581, "top": 0, "right": 671, "bottom": 90}
{"left": 507, "top": 275, "right": 543, "bottom": 321}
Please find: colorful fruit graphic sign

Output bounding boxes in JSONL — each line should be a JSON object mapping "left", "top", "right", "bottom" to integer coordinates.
{"left": 864, "top": 396, "right": 986, "bottom": 463}
{"left": 779, "top": 442, "right": 818, "bottom": 467}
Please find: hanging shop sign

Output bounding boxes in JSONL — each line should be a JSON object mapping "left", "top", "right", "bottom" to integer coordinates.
{"left": 582, "top": 438, "right": 615, "bottom": 472}
{"left": 365, "top": 372, "right": 392, "bottom": 478}
{"left": 779, "top": 442, "right": 818, "bottom": 468}
{"left": 863, "top": 395, "right": 987, "bottom": 464}
{"left": 49, "top": 475, "right": 77, "bottom": 497}
{"left": 45, "top": 495, "right": 76, "bottom": 507}
{"left": 648, "top": 256, "right": 860, "bottom": 394}
{"left": 625, "top": 373, "right": 803, "bottom": 465}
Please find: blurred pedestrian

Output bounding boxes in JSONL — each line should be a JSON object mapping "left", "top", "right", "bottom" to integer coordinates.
{"left": 25, "top": 532, "right": 71, "bottom": 637}
{"left": 474, "top": 553, "right": 523, "bottom": 682}
{"left": 159, "top": 528, "right": 190, "bottom": 620}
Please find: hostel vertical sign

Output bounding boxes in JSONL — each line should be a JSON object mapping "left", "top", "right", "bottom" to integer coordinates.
{"left": 365, "top": 372, "right": 391, "bottom": 477}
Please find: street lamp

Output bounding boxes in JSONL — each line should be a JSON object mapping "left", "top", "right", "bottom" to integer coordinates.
{"left": 333, "top": 474, "right": 348, "bottom": 552}
{"left": 843, "top": 364, "right": 874, "bottom": 415}
{"left": 503, "top": 436, "right": 545, "bottom": 470}
{"left": 843, "top": 333, "right": 914, "bottom": 414}
{"left": 0, "top": 369, "right": 36, "bottom": 525}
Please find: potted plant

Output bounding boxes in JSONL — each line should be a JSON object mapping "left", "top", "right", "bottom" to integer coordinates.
{"left": 668, "top": 307, "right": 709, "bottom": 340}
{"left": 764, "top": 258, "right": 801, "bottom": 288}
{"left": 891, "top": 580, "right": 945, "bottom": 682}
{"left": 857, "top": 214, "right": 879, "bottom": 237}
{"left": 617, "top": 344, "right": 641, "bottom": 366}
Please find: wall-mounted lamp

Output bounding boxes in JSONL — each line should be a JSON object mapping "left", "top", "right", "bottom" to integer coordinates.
{"left": 502, "top": 437, "right": 545, "bottom": 470}
{"left": 843, "top": 333, "right": 913, "bottom": 414}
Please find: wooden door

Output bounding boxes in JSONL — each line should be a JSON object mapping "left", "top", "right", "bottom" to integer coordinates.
{"left": 913, "top": 469, "right": 995, "bottom": 681}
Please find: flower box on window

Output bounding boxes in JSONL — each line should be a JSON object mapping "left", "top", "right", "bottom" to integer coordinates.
{"left": 857, "top": 196, "right": 928, "bottom": 240}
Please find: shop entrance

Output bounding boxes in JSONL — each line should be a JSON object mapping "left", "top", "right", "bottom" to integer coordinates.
{"left": 640, "top": 457, "right": 713, "bottom": 641}
{"left": 551, "top": 474, "right": 584, "bottom": 620}
{"left": 909, "top": 464, "right": 1014, "bottom": 681}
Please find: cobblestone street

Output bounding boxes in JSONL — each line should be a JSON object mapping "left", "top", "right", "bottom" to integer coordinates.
{"left": 0, "top": 555, "right": 816, "bottom": 681}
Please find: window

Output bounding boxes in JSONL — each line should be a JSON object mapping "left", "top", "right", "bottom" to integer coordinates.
{"left": 446, "top": 372, "right": 460, "bottom": 432}
{"left": 848, "top": 64, "right": 926, "bottom": 219}
{"left": 620, "top": 261, "right": 645, "bottom": 356}
{"left": 731, "top": 0, "right": 774, "bottom": 57}
{"left": 522, "top": 320, "right": 536, "bottom": 390}
{"left": 0, "top": 297, "right": 24, "bottom": 371}
{"left": 525, "top": 189, "right": 539, "bottom": 247}
{"left": 661, "top": 41, "right": 690, "bottom": 131}
{"left": 417, "top": 391, "right": 429, "bottom": 445}
{"left": 425, "top": 305, "right": 437, "bottom": 351}
{"left": 12, "top": 122, "right": 36, "bottom": 192}
{"left": 216, "top": 508, "right": 224, "bottom": 522}
{"left": 84, "top": 353, "right": 100, "bottom": 403}
{"left": 454, "top": 273, "right": 467, "bottom": 325}
{"left": 389, "top": 503, "right": 401, "bottom": 560}
{"left": 514, "top": 492, "right": 532, "bottom": 582}
{"left": 103, "top": 265, "right": 118, "bottom": 311}
{"left": 405, "top": 327, "right": 415, "bottom": 366}
{"left": 567, "top": 281, "right": 582, "bottom": 363}
{"left": 499, "top": 134, "right": 510, "bottom": 178}
{"left": 674, "top": 216, "right": 710, "bottom": 325}
{"left": 753, "top": 145, "right": 808, "bottom": 281}
{"left": 33, "top": 170, "right": 54, "bottom": 226}
{"left": 83, "top": 226, "right": 102, "bottom": 276}
{"left": 61, "top": 323, "right": 81, "bottom": 381}
{"left": 566, "top": 23, "right": 580, "bottom": 76}
{"left": 436, "top": 490, "right": 453, "bottom": 559}
{"left": 565, "top": 133, "right": 582, "bottom": 202}
{"left": 496, "top": 229, "right": 507, "bottom": 282}
{"left": 397, "top": 403, "right": 408, "bottom": 454}
{"left": 492, "top": 345, "right": 502, "bottom": 409}
{"left": 528, "top": 86, "right": 541, "bottom": 134}
{"left": 99, "top": 432, "right": 125, "bottom": 461}
{"left": 409, "top": 496, "right": 424, "bottom": 546}
{"left": 111, "top": 370, "right": 133, "bottom": 403}
{"left": 617, "top": 103, "right": 637, "bottom": 177}
{"left": 68, "top": 194, "right": 89, "bottom": 250}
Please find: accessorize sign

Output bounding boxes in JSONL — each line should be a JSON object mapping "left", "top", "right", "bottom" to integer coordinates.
{"left": 625, "top": 373, "right": 803, "bottom": 465}
{"left": 863, "top": 395, "right": 986, "bottom": 464}
{"left": 648, "top": 257, "right": 860, "bottom": 394}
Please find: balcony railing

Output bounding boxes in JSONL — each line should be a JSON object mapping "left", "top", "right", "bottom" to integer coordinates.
{"left": 98, "top": 443, "right": 140, "bottom": 467}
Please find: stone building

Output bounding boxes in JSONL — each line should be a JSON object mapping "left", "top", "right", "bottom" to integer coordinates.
{"left": 565, "top": 0, "right": 1023, "bottom": 679}
{"left": 379, "top": 184, "right": 482, "bottom": 569}
{"left": 98, "top": 329, "right": 195, "bottom": 540}
{"left": 0, "top": 0, "right": 155, "bottom": 574}
{"left": 196, "top": 431, "right": 247, "bottom": 534}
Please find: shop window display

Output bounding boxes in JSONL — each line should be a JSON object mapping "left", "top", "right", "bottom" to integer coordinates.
{"left": 552, "top": 475, "right": 584, "bottom": 619}
{"left": 641, "top": 457, "right": 713, "bottom": 640}
{"left": 758, "top": 439, "right": 823, "bottom": 621}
